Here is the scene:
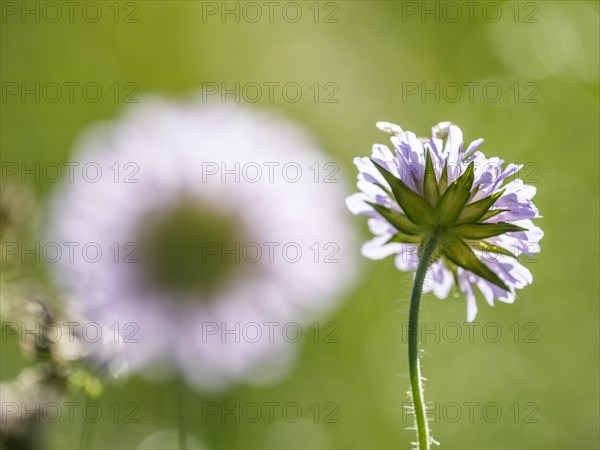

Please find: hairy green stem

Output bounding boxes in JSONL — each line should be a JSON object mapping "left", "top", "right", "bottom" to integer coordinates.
{"left": 408, "top": 234, "right": 437, "bottom": 449}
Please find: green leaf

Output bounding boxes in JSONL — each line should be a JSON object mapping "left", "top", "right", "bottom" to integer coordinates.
{"left": 436, "top": 162, "right": 475, "bottom": 225}
{"left": 386, "top": 232, "right": 422, "bottom": 244}
{"left": 370, "top": 181, "right": 393, "bottom": 198}
{"left": 438, "top": 162, "right": 448, "bottom": 195}
{"left": 457, "top": 189, "right": 505, "bottom": 224}
{"left": 480, "top": 209, "right": 509, "bottom": 221}
{"left": 441, "top": 237, "right": 508, "bottom": 291}
{"left": 423, "top": 150, "right": 440, "bottom": 206}
{"left": 456, "top": 222, "right": 528, "bottom": 239}
{"left": 450, "top": 266, "right": 461, "bottom": 295}
{"left": 366, "top": 201, "right": 424, "bottom": 235}
{"left": 472, "top": 241, "right": 516, "bottom": 258}
{"left": 370, "top": 159, "right": 435, "bottom": 225}
{"left": 468, "top": 184, "right": 481, "bottom": 201}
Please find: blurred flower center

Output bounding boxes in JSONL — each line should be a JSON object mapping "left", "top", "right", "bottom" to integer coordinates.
{"left": 138, "top": 201, "right": 244, "bottom": 297}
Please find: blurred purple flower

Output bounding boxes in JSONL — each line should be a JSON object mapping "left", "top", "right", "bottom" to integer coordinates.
{"left": 48, "top": 96, "right": 357, "bottom": 391}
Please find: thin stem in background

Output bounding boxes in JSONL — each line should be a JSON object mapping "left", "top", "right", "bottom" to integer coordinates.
{"left": 177, "top": 377, "right": 187, "bottom": 450}
{"left": 79, "top": 394, "right": 96, "bottom": 450}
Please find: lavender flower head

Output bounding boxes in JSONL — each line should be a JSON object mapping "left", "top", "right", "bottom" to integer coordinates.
{"left": 346, "top": 121, "right": 543, "bottom": 321}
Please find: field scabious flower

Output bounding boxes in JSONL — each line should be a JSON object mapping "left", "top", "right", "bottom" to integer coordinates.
{"left": 48, "top": 96, "right": 357, "bottom": 392}
{"left": 346, "top": 121, "right": 543, "bottom": 321}
{"left": 346, "top": 120, "right": 542, "bottom": 450}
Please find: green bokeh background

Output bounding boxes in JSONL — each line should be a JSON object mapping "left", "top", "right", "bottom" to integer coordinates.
{"left": 1, "top": 1, "right": 598, "bottom": 449}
